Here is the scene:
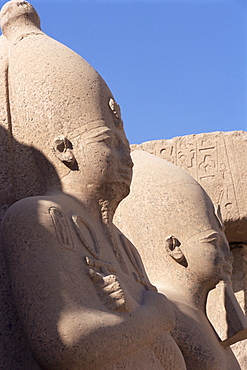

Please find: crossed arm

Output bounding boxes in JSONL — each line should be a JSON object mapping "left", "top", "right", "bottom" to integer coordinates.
{"left": 1, "top": 198, "right": 173, "bottom": 369}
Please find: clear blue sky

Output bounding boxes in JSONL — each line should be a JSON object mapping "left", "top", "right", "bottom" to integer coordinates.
{"left": 1, "top": 0, "right": 247, "bottom": 144}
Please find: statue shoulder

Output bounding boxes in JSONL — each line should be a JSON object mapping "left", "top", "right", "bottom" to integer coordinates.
{"left": 2, "top": 196, "right": 60, "bottom": 230}
{"left": 1, "top": 196, "right": 73, "bottom": 253}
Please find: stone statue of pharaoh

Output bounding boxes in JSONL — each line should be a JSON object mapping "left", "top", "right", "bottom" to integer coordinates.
{"left": 0, "top": 1, "right": 186, "bottom": 369}
{"left": 115, "top": 150, "right": 241, "bottom": 370}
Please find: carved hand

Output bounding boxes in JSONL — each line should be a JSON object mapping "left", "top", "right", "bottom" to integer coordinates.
{"left": 88, "top": 268, "right": 138, "bottom": 312}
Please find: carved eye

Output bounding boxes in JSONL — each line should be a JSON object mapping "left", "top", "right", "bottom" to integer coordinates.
{"left": 98, "top": 131, "right": 120, "bottom": 148}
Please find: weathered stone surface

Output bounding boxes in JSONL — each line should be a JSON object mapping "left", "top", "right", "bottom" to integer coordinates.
{"left": 207, "top": 244, "right": 247, "bottom": 369}
{"left": 0, "top": 1, "right": 186, "bottom": 369}
{"left": 0, "top": 1, "right": 245, "bottom": 369}
{"left": 132, "top": 131, "right": 247, "bottom": 244}
{"left": 0, "top": 33, "right": 40, "bottom": 369}
{"left": 131, "top": 132, "right": 247, "bottom": 368}
{"left": 0, "top": 35, "right": 12, "bottom": 223}
{"left": 115, "top": 150, "right": 243, "bottom": 369}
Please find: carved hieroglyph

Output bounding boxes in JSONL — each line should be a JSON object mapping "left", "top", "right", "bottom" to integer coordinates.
{"left": 0, "top": 1, "right": 186, "bottom": 369}
{"left": 132, "top": 131, "right": 247, "bottom": 244}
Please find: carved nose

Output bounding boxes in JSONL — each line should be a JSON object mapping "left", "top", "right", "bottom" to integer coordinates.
{"left": 118, "top": 140, "right": 133, "bottom": 169}
{"left": 125, "top": 153, "right": 133, "bottom": 169}
{"left": 121, "top": 151, "right": 133, "bottom": 170}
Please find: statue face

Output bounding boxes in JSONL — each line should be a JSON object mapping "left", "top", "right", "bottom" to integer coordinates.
{"left": 183, "top": 226, "right": 233, "bottom": 288}
{"left": 69, "top": 120, "right": 133, "bottom": 199}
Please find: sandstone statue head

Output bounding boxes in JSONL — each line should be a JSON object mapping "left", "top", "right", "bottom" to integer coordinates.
{"left": 1, "top": 1, "right": 132, "bottom": 204}
{"left": 115, "top": 150, "right": 233, "bottom": 290}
